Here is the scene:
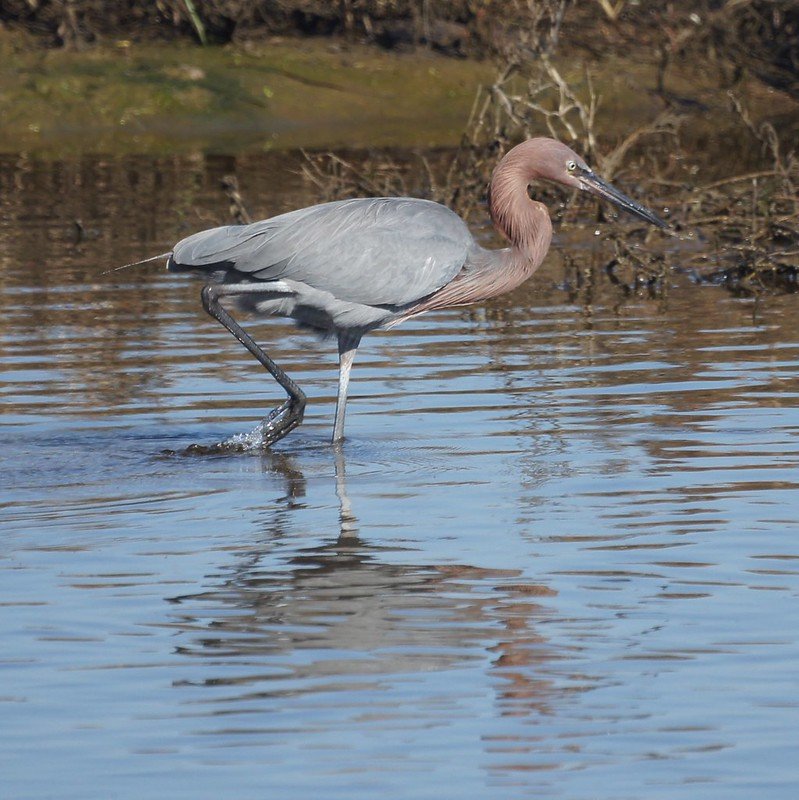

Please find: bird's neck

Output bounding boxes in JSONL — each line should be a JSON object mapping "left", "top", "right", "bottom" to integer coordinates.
{"left": 488, "top": 145, "right": 553, "bottom": 273}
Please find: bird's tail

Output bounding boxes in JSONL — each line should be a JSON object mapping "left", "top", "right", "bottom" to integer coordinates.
{"left": 102, "top": 252, "right": 172, "bottom": 275}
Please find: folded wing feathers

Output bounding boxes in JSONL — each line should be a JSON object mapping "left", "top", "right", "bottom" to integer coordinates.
{"left": 171, "top": 198, "right": 473, "bottom": 307}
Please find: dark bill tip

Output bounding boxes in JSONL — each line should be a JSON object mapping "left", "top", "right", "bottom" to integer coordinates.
{"left": 580, "top": 171, "right": 669, "bottom": 229}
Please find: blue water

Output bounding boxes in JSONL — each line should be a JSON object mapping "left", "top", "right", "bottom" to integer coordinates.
{"left": 2, "top": 154, "right": 799, "bottom": 799}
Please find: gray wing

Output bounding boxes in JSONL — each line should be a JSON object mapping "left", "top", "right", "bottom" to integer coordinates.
{"left": 170, "top": 197, "right": 474, "bottom": 306}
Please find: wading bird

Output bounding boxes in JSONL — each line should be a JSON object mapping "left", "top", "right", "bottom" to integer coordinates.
{"left": 167, "top": 137, "right": 666, "bottom": 445}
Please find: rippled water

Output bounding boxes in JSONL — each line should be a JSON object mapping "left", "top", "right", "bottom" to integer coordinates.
{"left": 2, "top": 153, "right": 799, "bottom": 799}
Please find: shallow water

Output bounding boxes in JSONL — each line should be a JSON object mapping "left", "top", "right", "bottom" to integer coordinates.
{"left": 2, "top": 152, "right": 799, "bottom": 799}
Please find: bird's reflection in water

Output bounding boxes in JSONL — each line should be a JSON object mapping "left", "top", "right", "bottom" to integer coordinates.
{"left": 166, "top": 450, "right": 577, "bottom": 725}
{"left": 333, "top": 446, "right": 358, "bottom": 538}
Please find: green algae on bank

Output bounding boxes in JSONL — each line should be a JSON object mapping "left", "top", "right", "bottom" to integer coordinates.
{"left": 0, "top": 33, "right": 490, "bottom": 156}
{"left": 2, "top": 29, "right": 796, "bottom": 160}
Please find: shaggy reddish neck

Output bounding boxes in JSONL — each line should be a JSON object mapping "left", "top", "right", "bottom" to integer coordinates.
{"left": 488, "top": 143, "right": 553, "bottom": 268}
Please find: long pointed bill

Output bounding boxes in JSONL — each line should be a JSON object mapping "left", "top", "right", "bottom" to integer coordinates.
{"left": 579, "top": 170, "right": 668, "bottom": 229}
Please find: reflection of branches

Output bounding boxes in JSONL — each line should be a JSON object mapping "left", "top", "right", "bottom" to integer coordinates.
{"left": 220, "top": 174, "right": 252, "bottom": 224}
{"left": 301, "top": 149, "right": 436, "bottom": 202}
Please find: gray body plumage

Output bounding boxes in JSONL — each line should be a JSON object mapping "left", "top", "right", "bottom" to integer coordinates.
{"left": 169, "top": 197, "right": 479, "bottom": 335}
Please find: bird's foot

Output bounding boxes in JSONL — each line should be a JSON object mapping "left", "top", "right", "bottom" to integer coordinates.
{"left": 162, "top": 399, "right": 306, "bottom": 456}
{"left": 259, "top": 398, "right": 305, "bottom": 447}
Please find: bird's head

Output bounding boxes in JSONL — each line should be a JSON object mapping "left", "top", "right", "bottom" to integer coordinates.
{"left": 523, "top": 138, "right": 668, "bottom": 229}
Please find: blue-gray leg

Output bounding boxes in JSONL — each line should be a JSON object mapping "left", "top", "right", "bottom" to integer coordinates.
{"left": 333, "top": 334, "right": 360, "bottom": 443}
{"left": 201, "top": 284, "right": 306, "bottom": 447}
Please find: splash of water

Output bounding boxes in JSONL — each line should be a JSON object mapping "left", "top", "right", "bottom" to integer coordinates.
{"left": 220, "top": 423, "right": 270, "bottom": 451}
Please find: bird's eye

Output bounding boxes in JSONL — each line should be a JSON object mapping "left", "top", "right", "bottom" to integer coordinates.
{"left": 567, "top": 160, "right": 577, "bottom": 172}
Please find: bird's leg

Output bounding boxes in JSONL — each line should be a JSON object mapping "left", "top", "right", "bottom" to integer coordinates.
{"left": 201, "top": 284, "right": 306, "bottom": 446}
{"left": 332, "top": 333, "right": 361, "bottom": 443}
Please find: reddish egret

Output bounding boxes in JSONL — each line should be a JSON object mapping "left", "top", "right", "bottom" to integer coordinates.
{"left": 168, "top": 137, "right": 666, "bottom": 445}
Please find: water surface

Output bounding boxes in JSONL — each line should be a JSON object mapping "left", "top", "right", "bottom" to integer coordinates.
{"left": 2, "top": 152, "right": 799, "bottom": 799}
